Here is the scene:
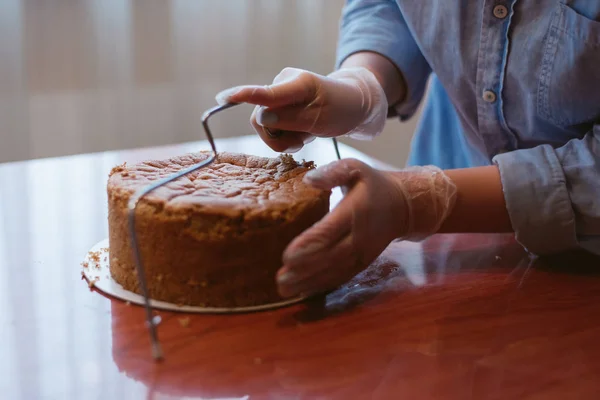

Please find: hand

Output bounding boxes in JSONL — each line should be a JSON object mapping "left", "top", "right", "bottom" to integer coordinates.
{"left": 275, "top": 159, "right": 457, "bottom": 298}
{"left": 215, "top": 67, "right": 388, "bottom": 153}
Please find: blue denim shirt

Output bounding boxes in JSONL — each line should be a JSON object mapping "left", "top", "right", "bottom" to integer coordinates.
{"left": 336, "top": 0, "right": 600, "bottom": 255}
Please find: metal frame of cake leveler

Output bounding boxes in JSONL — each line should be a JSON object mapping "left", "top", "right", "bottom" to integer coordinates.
{"left": 127, "top": 102, "right": 342, "bottom": 360}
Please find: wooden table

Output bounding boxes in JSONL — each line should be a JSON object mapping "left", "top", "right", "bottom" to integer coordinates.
{"left": 2, "top": 136, "right": 600, "bottom": 400}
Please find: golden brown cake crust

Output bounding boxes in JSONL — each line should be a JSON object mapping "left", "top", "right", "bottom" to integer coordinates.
{"left": 107, "top": 151, "right": 330, "bottom": 307}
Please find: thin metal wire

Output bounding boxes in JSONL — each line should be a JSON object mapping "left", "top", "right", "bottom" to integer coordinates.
{"left": 332, "top": 138, "right": 341, "bottom": 161}
{"left": 127, "top": 101, "right": 341, "bottom": 360}
{"left": 127, "top": 102, "right": 237, "bottom": 361}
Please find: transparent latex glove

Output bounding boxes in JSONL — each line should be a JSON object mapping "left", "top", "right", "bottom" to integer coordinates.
{"left": 275, "top": 159, "right": 457, "bottom": 298}
{"left": 215, "top": 67, "right": 388, "bottom": 153}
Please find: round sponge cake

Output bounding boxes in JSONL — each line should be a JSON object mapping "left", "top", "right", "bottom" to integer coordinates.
{"left": 107, "top": 151, "right": 330, "bottom": 307}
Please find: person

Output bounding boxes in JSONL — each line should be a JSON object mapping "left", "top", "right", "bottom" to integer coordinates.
{"left": 216, "top": 1, "right": 600, "bottom": 299}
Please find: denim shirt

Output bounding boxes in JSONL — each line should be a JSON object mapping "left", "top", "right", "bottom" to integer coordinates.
{"left": 336, "top": 0, "right": 600, "bottom": 255}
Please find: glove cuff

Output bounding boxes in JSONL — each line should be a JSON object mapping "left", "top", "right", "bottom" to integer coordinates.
{"left": 327, "top": 67, "right": 388, "bottom": 140}
{"left": 392, "top": 166, "right": 458, "bottom": 242}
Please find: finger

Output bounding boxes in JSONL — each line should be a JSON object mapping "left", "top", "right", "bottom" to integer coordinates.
{"left": 278, "top": 234, "right": 352, "bottom": 285}
{"left": 304, "top": 134, "right": 317, "bottom": 145}
{"left": 279, "top": 230, "right": 349, "bottom": 285}
{"left": 282, "top": 186, "right": 358, "bottom": 265}
{"left": 279, "top": 199, "right": 386, "bottom": 299}
{"left": 303, "top": 159, "right": 366, "bottom": 190}
{"left": 215, "top": 69, "right": 316, "bottom": 108}
{"left": 277, "top": 234, "right": 368, "bottom": 298}
{"left": 255, "top": 104, "right": 330, "bottom": 137}
{"left": 284, "top": 163, "right": 378, "bottom": 267}
{"left": 250, "top": 106, "right": 312, "bottom": 153}
{"left": 271, "top": 67, "right": 304, "bottom": 84}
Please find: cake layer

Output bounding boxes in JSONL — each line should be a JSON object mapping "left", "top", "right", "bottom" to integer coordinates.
{"left": 107, "top": 151, "right": 330, "bottom": 307}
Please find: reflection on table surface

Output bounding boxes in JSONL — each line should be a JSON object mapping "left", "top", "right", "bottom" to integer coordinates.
{"left": 2, "top": 136, "right": 600, "bottom": 399}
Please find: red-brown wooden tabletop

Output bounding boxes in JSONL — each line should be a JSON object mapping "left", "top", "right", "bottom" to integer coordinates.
{"left": 1, "top": 135, "right": 599, "bottom": 400}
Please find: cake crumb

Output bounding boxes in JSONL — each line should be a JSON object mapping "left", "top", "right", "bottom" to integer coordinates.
{"left": 280, "top": 153, "right": 298, "bottom": 168}
{"left": 109, "top": 162, "right": 127, "bottom": 176}
{"left": 88, "top": 251, "right": 102, "bottom": 263}
{"left": 81, "top": 261, "right": 89, "bottom": 269}
{"left": 254, "top": 357, "right": 262, "bottom": 365}
{"left": 156, "top": 274, "right": 163, "bottom": 282}
{"left": 201, "top": 281, "right": 207, "bottom": 287}
{"left": 178, "top": 317, "right": 190, "bottom": 328}
{"left": 302, "top": 159, "right": 315, "bottom": 169}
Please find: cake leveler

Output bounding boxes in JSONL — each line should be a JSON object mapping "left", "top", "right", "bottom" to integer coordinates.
{"left": 127, "top": 102, "right": 342, "bottom": 361}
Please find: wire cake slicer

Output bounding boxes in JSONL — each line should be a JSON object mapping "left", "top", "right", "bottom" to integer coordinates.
{"left": 126, "top": 102, "right": 342, "bottom": 360}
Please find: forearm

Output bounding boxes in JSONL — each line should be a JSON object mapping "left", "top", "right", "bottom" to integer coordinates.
{"left": 438, "top": 166, "right": 513, "bottom": 233}
{"left": 340, "top": 51, "right": 407, "bottom": 107}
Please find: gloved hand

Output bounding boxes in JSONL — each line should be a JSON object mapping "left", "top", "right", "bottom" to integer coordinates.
{"left": 215, "top": 67, "right": 388, "bottom": 153}
{"left": 275, "top": 159, "right": 458, "bottom": 298}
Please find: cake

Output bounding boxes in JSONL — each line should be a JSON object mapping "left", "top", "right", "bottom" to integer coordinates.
{"left": 106, "top": 151, "right": 330, "bottom": 307}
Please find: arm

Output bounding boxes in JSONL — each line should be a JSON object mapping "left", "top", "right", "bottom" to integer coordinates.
{"left": 488, "top": 128, "right": 600, "bottom": 255}
{"left": 276, "top": 123, "right": 600, "bottom": 299}
{"left": 439, "top": 166, "right": 513, "bottom": 233}
{"left": 335, "top": 2, "right": 511, "bottom": 234}
{"left": 335, "top": 0, "right": 431, "bottom": 120}
{"left": 440, "top": 124, "right": 600, "bottom": 254}
{"left": 340, "top": 51, "right": 407, "bottom": 109}
{"left": 276, "top": 159, "right": 514, "bottom": 297}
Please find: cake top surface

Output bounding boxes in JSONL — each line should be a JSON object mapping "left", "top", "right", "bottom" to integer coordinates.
{"left": 108, "top": 151, "right": 328, "bottom": 218}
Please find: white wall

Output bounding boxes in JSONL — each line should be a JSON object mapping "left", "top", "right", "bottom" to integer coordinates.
{"left": 0, "top": 0, "right": 420, "bottom": 167}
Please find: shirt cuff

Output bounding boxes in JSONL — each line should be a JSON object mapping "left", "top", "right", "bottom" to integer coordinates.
{"left": 493, "top": 145, "right": 578, "bottom": 255}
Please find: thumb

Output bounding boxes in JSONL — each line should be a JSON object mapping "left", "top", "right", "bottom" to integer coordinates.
{"left": 303, "top": 159, "right": 365, "bottom": 191}
{"left": 282, "top": 194, "right": 353, "bottom": 266}
{"left": 216, "top": 68, "right": 317, "bottom": 108}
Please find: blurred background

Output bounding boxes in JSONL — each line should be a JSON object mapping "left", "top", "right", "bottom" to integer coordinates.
{"left": 0, "top": 0, "right": 423, "bottom": 167}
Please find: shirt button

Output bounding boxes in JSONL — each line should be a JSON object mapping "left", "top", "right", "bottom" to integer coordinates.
{"left": 493, "top": 5, "right": 508, "bottom": 19}
{"left": 483, "top": 90, "right": 497, "bottom": 103}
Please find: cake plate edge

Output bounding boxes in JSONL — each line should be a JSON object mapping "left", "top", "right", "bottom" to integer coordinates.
{"left": 81, "top": 239, "right": 306, "bottom": 313}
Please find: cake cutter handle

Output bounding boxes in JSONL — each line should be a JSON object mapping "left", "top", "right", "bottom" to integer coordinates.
{"left": 127, "top": 102, "right": 241, "bottom": 361}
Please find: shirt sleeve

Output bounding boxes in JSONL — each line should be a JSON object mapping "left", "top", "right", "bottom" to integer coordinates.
{"left": 493, "top": 124, "right": 600, "bottom": 255}
{"left": 335, "top": 0, "right": 431, "bottom": 121}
